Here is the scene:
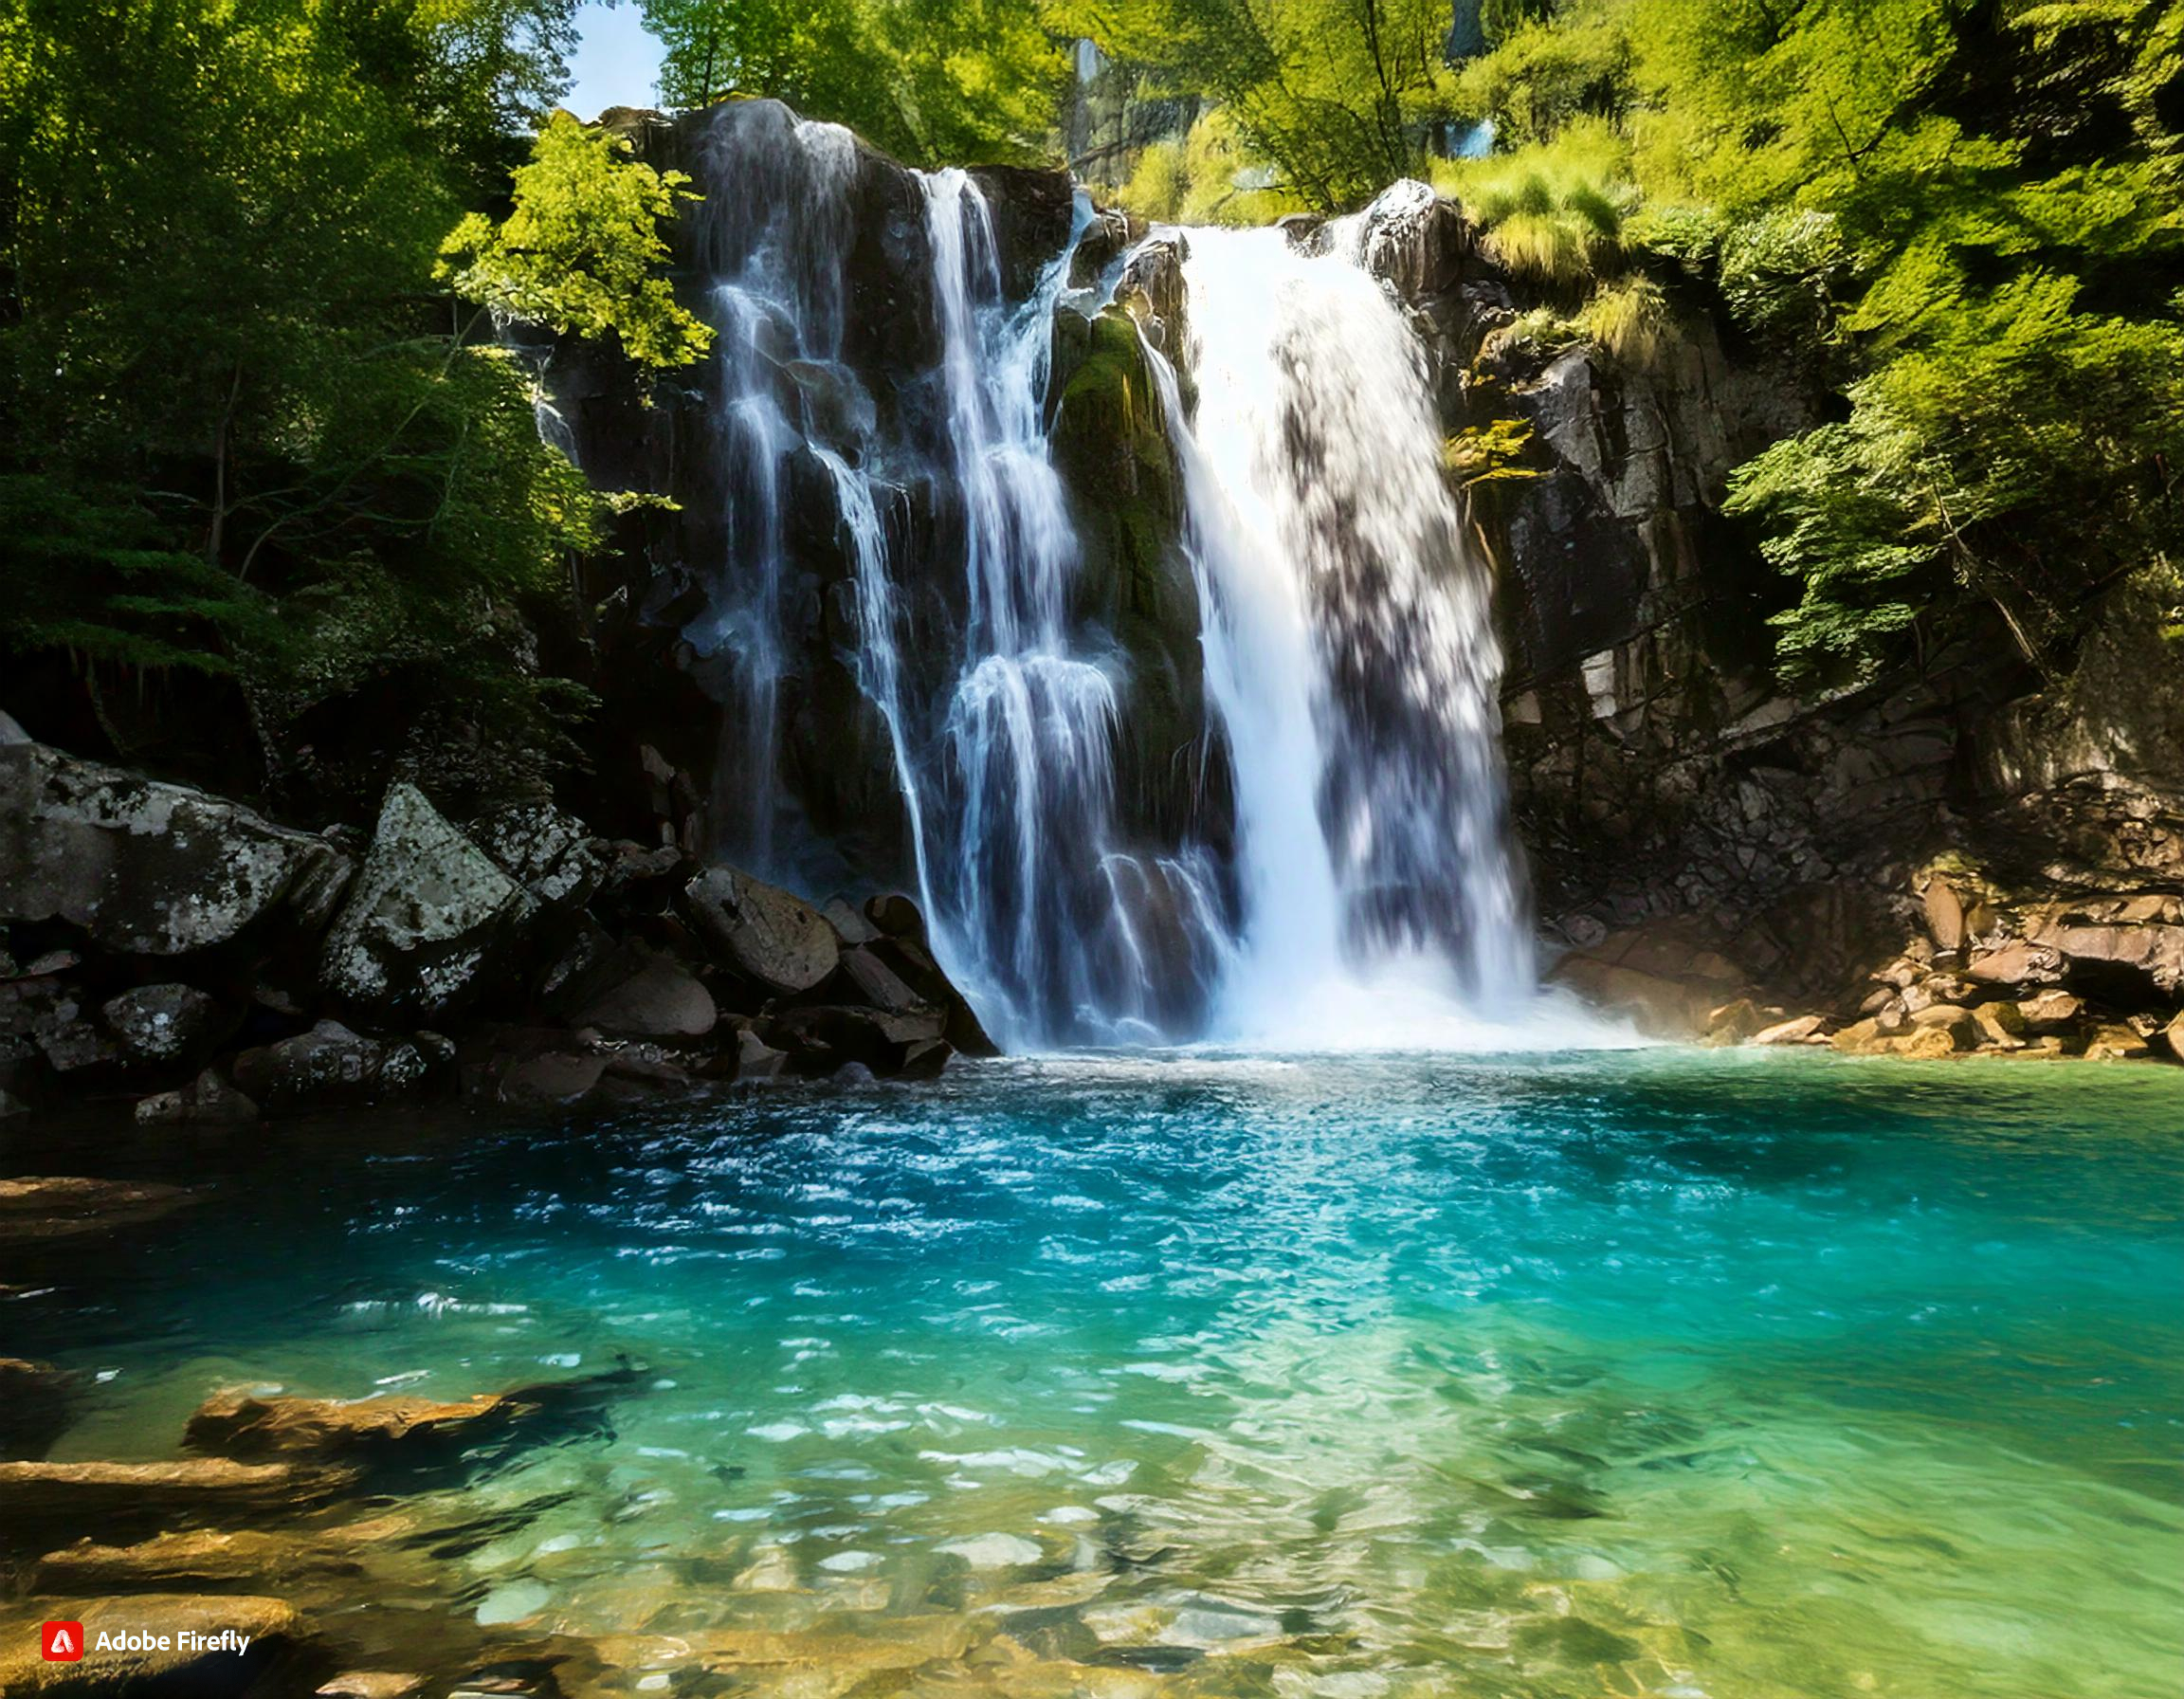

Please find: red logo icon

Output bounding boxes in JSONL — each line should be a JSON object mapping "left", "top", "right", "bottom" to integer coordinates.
{"left": 42, "top": 1621, "right": 84, "bottom": 1661}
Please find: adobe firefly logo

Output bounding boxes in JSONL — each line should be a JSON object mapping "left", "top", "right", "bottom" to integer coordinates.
{"left": 42, "top": 1621, "right": 84, "bottom": 1662}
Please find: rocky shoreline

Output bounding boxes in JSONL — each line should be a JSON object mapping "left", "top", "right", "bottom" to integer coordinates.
{"left": 3, "top": 718, "right": 993, "bottom": 1128}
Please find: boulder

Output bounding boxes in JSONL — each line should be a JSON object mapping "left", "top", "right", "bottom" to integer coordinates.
{"left": 466, "top": 801, "right": 607, "bottom": 915}
{"left": 1907, "top": 1003, "right": 1980, "bottom": 1051}
{"left": 2160, "top": 1010, "right": 2184, "bottom": 1062}
{"left": 1752, "top": 1014, "right": 1829, "bottom": 1046}
{"left": 1920, "top": 875, "right": 1967, "bottom": 954}
{"left": 1704, "top": 998, "right": 1767, "bottom": 1042}
{"left": 494, "top": 1049, "right": 609, "bottom": 1107}
{"left": 864, "top": 891, "right": 929, "bottom": 942}
{"left": 0, "top": 740, "right": 353, "bottom": 956}
{"left": 231, "top": 1021, "right": 424, "bottom": 1113}
{"left": 320, "top": 784, "right": 533, "bottom": 1022}
{"left": 683, "top": 867, "right": 839, "bottom": 994}
{"left": 2084, "top": 1022, "right": 2152, "bottom": 1060}
{"left": 135, "top": 1069, "right": 261, "bottom": 1126}
{"left": 0, "top": 1177, "right": 197, "bottom": 1245}
{"left": 2040, "top": 923, "right": 2184, "bottom": 997}
{"left": 821, "top": 897, "right": 882, "bottom": 946}
{"left": 767, "top": 1004, "right": 945, "bottom": 1074}
{"left": 2018, "top": 988, "right": 2084, "bottom": 1032}
{"left": 1966, "top": 940, "right": 2062, "bottom": 987}
{"left": 570, "top": 948, "right": 716, "bottom": 1039}
{"left": 734, "top": 1027, "right": 790, "bottom": 1081}
{"left": 1971, "top": 1002, "right": 2027, "bottom": 1050}
{"left": 0, "top": 1594, "right": 303, "bottom": 1693}
{"left": 837, "top": 946, "right": 926, "bottom": 1015}
{"left": 101, "top": 984, "right": 228, "bottom": 1068}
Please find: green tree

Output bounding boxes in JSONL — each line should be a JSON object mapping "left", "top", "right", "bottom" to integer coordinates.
{"left": 634, "top": 0, "right": 1070, "bottom": 165}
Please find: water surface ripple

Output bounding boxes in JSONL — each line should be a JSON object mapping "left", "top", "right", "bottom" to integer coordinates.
{"left": 28, "top": 1050, "right": 2184, "bottom": 1699}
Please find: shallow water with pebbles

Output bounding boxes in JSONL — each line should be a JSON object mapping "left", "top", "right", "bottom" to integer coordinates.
{"left": 17, "top": 1050, "right": 2183, "bottom": 1698}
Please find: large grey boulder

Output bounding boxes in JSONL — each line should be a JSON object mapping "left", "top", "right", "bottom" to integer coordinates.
{"left": 682, "top": 867, "right": 838, "bottom": 994}
{"left": 467, "top": 802, "right": 607, "bottom": 915}
{"left": 0, "top": 741, "right": 352, "bottom": 956}
{"left": 571, "top": 947, "right": 716, "bottom": 1039}
{"left": 320, "top": 785, "right": 533, "bottom": 1021}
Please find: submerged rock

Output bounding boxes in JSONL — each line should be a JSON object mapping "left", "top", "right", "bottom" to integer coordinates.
{"left": 320, "top": 784, "right": 532, "bottom": 1022}
{"left": 0, "top": 1593, "right": 303, "bottom": 1693}
{"left": 0, "top": 1458, "right": 355, "bottom": 1541}
{"left": 0, "top": 740, "right": 353, "bottom": 956}
{"left": 0, "top": 1176, "right": 198, "bottom": 1245}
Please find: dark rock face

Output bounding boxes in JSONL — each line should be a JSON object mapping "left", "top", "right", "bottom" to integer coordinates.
{"left": 231, "top": 1021, "right": 430, "bottom": 1113}
{"left": 1364, "top": 181, "right": 2183, "bottom": 1042}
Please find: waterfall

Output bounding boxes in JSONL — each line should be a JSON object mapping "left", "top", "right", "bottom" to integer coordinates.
{"left": 1156, "top": 203, "right": 1536, "bottom": 1043}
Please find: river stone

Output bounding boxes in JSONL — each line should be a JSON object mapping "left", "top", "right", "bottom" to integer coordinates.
{"left": 572, "top": 950, "right": 716, "bottom": 1039}
{"left": 230, "top": 1021, "right": 415, "bottom": 1113}
{"left": 135, "top": 1069, "right": 260, "bottom": 1126}
{"left": 322, "top": 784, "right": 532, "bottom": 1021}
{"left": 0, "top": 740, "right": 353, "bottom": 955}
{"left": 102, "top": 984, "right": 227, "bottom": 1067}
{"left": 684, "top": 868, "right": 838, "bottom": 994}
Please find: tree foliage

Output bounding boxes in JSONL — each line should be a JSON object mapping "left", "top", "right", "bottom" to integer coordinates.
{"left": 634, "top": 0, "right": 1070, "bottom": 165}
{"left": 0, "top": 0, "right": 694, "bottom": 797}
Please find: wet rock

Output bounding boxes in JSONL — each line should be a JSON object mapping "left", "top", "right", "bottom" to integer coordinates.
{"left": 495, "top": 1050, "right": 609, "bottom": 1106}
{"left": 0, "top": 1593, "right": 303, "bottom": 1693}
{"left": 318, "top": 1674, "right": 424, "bottom": 1699}
{"left": 1752, "top": 1014, "right": 1829, "bottom": 1046}
{"left": 36, "top": 1527, "right": 371, "bottom": 1595}
{"left": 0, "top": 1359, "right": 79, "bottom": 1459}
{"left": 863, "top": 890, "right": 928, "bottom": 941}
{"left": 1117, "top": 234, "right": 1188, "bottom": 356}
{"left": 570, "top": 947, "right": 716, "bottom": 1039}
{"left": 1966, "top": 939, "right": 2062, "bottom": 987}
{"left": 683, "top": 867, "right": 839, "bottom": 994}
{"left": 1069, "top": 205, "right": 1133, "bottom": 287}
{"left": 2160, "top": 1009, "right": 2184, "bottom": 1062}
{"left": 896, "top": 1039, "right": 953, "bottom": 1080}
{"left": 321, "top": 784, "right": 533, "bottom": 1022}
{"left": 134, "top": 1069, "right": 261, "bottom": 1126}
{"left": 1703, "top": 997, "right": 1766, "bottom": 1042}
{"left": 0, "top": 740, "right": 354, "bottom": 956}
{"left": 0, "top": 1459, "right": 355, "bottom": 1541}
{"left": 27, "top": 991, "right": 120, "bottom": 1073}
{"left": 1356, "top": 178, "right": 1473, "bottom": 301}
{"left": 102, "top": 983, "right": 228, "bottom": 1068}
{"left": 0, "top": 1176, "right": 198, "bottom": 1245}
{"left": 734, "top": 1027, "right": 790, "bottom": 1081}
{"left": 188, "top": 1366, "right": 641, "bottom": 1471}
{"left": 232, "top": 1021, "right": 423, "bottom": 1113}
{"left": 767, "top": 1004, "right": 944, "bottom": 1074}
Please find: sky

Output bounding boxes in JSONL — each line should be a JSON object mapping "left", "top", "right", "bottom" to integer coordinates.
{"left": 562, "top": 2, "right": 667, "bottom": 120}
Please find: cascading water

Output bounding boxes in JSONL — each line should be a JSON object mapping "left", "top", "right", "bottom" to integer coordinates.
{"left": 1154, "top": 194, "right": 1537, "bottom": 1042}
{"left": 664, "top": 104, "right": 1228, "bottom": 1050}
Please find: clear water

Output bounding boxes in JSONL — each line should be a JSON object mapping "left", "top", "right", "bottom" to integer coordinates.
{"left": 21, "top": 1050, "right": 2183, "bottom": 1698}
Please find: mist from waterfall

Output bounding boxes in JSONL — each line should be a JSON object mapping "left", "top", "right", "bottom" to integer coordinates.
{"left": 1158, "top": 204, "right": 1538, "bottom": 1045}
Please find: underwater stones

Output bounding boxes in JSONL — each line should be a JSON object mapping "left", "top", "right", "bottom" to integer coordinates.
{"left": 0, "top": 1594, "right": 303, "bottom": 1694}
{"left": 0, "top": 740, "right": 354, "bottom": 957}
{"left": 321, "top": 784, "right": 532, "bottom": 1022}
{"left": 318, "top": 1674, "right": 423, "bottom": 1699}
{"left": 101, "top": 983, "right": 228, "bottom": 1069}
{"left": 35, "top": 1527, "right": 369, "bottom": 1595}
{"left": 683, "top": 867, "right": 838, "bottom": 994}
{"left": 134, "top": 1069, "right": 261, "bottom": 1126}
{"left": 0, "top": 1176, "right": 198, "bottom": 1245}
{"left": 937, "top": 1531, "right": 1044, "bottom": 1569}
{"left": 231, "top": 1021, "right": 424, "bottom": 1113}
{"left": 0, "top": 1459, "right": 354, "bottom": 1541}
